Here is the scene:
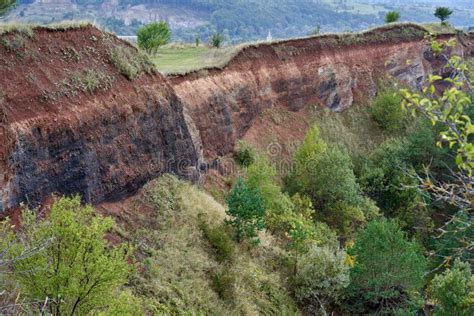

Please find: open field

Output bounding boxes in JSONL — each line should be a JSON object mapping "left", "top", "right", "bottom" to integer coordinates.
{"left": 151, "top": 44, "right": 241, "bottom": 75}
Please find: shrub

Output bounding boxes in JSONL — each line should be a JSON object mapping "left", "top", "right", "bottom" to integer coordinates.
{"left": 200, "top": 220, "right": 235, "bottom": 262}
{"left": 428, "top": 259, "right": 473, "bottom": 316}
{"left": 137, "top": 21, "right": 171, "bottom": 53}
{"left": 210, "top": 32, "right": 224, "bottom": 48}
{"left": 345, "top": 220, "right": 427, "bottom": 314}
{"left": 234, "top": 141, "right": 256, "bottom": 167}
{"left": 226, "top": 177, "right": 265, "bottom": 243}
{"left": 370, "top": 89, "right": 405, "bottom": 132}
{"left": 434, "top": 7, "right": 453, "bottom": 24}
{"left": 211, "top": 269, "right": 236, "bottom": 300}
{"left": 385, "top": 11, "right": 401, "bottom": 23}
{"left": 293, "top": 246, "right": 350, "bottom": 314}
{"left": 10, "top": 196, "right": 134, "bottom": 315}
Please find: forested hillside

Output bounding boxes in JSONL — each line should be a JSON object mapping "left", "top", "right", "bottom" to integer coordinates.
{"left": 2, "top": 0, "right": 474, "bottom": 41}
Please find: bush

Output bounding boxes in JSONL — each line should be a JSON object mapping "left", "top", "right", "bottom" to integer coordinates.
{"left": 11, "top": 196, "right": 134, "bottom": 315}
{"left": 429, "top": 259, "right": 473, "bottom": 316}
{"left": 385, "top": 11, "right": 401, "bottom": 23}
{"left": 345, "top": 220, "right": 427, "bottom": 314}
{"left": 210, "top": 32, "right": 224, "bottom": 48}
{"left": 226, "top": 177, "right": 265, "bottom": 243}
{"left": 199, "top": 220, "right": 235, "bottom": 262}
{"left": 211, "top": 269, "right": 236, "bottom": 300}
{"left": 293, "top": 246, "right": 350, "bottom": 314}
{"left": 137, "top": 21, "right": 171, "bottom": 53}
{"left": 370, "top": 90, "right": 405, "bottom": 132}
{"left": 234, "top": 141, "right": 256, "bottom": 167}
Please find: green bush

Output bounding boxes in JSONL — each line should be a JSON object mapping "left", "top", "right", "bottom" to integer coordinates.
{"left": 137, "top": 21, "right": 171, "bottom": 53}
{"left": 210, "top": 32, "right": 224, "bottom": 48}
{"left": 226, "top": 177, "right": 266, "bottom": 243}
{"left": 385, "top": 11, "right": 401, "bottom": 24}
{"left": 370, "top": 90, "right": 405, "bottom": 132}
{"left": 234, "top": 141, "right": 256, "bottom": 167}
{"left": 293, "top": 246, "right": 350, "bottom": 314}
{"left": 10, "top": 196, "right": 136, "bottom": 315}
{"left": 200, "top": 220, "right": 235, "bottom": 262}
{"left": 429, "top": 259, "right": 473, "bottom": 316}
{"left": 211, "top": 269, "right": 236, "bottom": 300}
{"left": 345, "top": 220, "right": 427, "bottom": 314}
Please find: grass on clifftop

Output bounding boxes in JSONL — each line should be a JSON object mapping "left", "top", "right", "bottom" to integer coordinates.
{"left": 153, "top": 23, "right": 429, "bottom": 75}
{"left": 151, "top": 43, "right": 241, "bottom": 75}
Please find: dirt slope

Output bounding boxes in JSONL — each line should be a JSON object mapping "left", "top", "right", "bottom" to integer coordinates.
{"left": 0, "top": 23, "right": 472, "bottom": 213}
{"left": 0, "top": 25, "right": 199, "bottom": 212}
{"left": 170, "top": 24, "right": 468, "bottom": 160}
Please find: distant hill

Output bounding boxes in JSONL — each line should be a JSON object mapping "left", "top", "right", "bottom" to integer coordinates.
{"left": 1, "top": 0, "right": 473, "bottom": 42}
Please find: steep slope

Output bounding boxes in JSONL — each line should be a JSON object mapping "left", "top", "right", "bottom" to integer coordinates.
{"left": 1, "top": 23, "right": 471, "bottom": 213}
{"left": 0, "top": 24, "right": 199, "bottom": 213}
{"left": 170, "top": 24, "right": 468, "bottom": 160}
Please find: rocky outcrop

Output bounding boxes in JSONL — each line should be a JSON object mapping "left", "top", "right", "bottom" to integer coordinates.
{"left": 170, "top": 24, "right": 466, "bottom": 160}
{"left": 0, "top": 25, "right": 199, "bottom": 212}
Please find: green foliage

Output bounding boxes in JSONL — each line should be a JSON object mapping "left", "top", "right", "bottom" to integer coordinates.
{"left": 246, "top": 155, "right": 281, "bottom": 211}
{"left": 234, "top": 141, "right": 256, "bottom": 167}
{"left": 0, "top": 0, "right": 14, "bottom": 15}
{"left": 11, "top": 196, "right": 135, "bottom": 315}
{"left": 430, "top": 211, "right": 474, "bottom": 269}
{"left": 370, "top": 89, "right": 405, "bottom": 132}
{"left": 385, "top": 11, "right": 401, "bottom": 24}
{"left": 226, "top": 177, "right": 266, "bottom": 243}
{"left": 434, "top": 7, "right": 453, "bottom": 23}
{"left": 132, "top": 175, "right": 298, "bottom": 315}
{"left": 199, "top": 220, "right": 235, "bottom": 263}
{"left": 346, "top": 220, "right": 427, "bottom": 314}
{"left": 137, "top": 21, "right": 171, "bottom": 53}
{"left": 401, "top": 43, "right": 473, "bottom": 175}
{"left": 428, "top": 259, "right": 473, "bottom": 316}
{"left": 358, "top": 138, "right": 433, "bottom": 235}
{"left": 210, "top": 32, "right": 224, "bottom": 48}
{"left": 293, "top": 246, "right": 350, "bottom": 314}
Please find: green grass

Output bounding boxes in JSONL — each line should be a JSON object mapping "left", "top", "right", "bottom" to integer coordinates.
{"left": 423, "top": 23, "right": 457, "bottom": 35}
{"left": 151, "top": 43, "right": 242, "bottom": 75}
{"left": 0, "top": 21, "right": 91, "bottom": 36}
{"left": 152, "top": 23, "right": 427, "bottom": 75}
{"left": 123, "top": 175, "right": 299, "bottom": 315}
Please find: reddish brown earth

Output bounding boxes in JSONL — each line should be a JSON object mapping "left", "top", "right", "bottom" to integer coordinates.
{"left": 170, "top": 25, "right": 470, "bottom": 161}
{"left": 0, "top": 24, "right": 472, "bottom": 213}
{"left": 0, "top": 25, "right": 199, "bottom": 213}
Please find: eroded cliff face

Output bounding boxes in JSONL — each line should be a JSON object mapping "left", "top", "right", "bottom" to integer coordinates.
{"left": 170, "top": 25, "right": 467, "bottom": 160}
{"left": 0, "top": 24, "right": 471, "bottom": 213}
{"left": 0, "top": 26, "right": 199, "bottom": 212}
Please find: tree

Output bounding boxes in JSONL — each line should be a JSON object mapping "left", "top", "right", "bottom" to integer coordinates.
{"left": 400, "top": 38, "right": 473, "bottom": 264}
{"left": 434, "top": 7, "right": 453, "bottom": 24}
{"left": 226, "top": 178, "right": 265, "bottom": 243}
{"left": 137, "top": 21, "right": 171, "bottom": 53}
{"left": 370, "top": 89, "right": 406, "bottom": 132}
{"left": 10, "top": 196, "right": 135, "bottom": 315}
{"left": 293, "top": 246, "right": 349, "bottom": 315}
{"left": 385, "top": 11, "right": 400, "bottom": 24}
{"left": 0, "top": 0, "right": 14, "bottom": 15}
{"left": 346, "top": 220, "right": 427, "bottom": 314}
{"left": 429, "top": 259, "right": 473, "bottom": 316}
{"left": 210, "top": 32, "right": 224, "bottom": 48}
